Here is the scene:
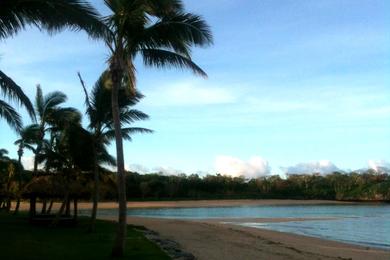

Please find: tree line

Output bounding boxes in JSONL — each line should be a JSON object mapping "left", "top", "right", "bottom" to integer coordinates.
{"left": 123, "top": 170, "right": 390, "bottom": 201}
{"left": 3, "top": 165, "right": 388, "bottom": 204}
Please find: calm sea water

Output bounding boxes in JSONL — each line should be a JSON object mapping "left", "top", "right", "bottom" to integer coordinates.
{"left": 97, "top": 204, "right": 390, "bottom": 250}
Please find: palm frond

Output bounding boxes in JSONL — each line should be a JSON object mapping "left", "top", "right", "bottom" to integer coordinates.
{"left": 49, "top": 107, "right": 82, "bottom": 127}
{"left": 0, "top": 70, "right": 35, "bottom": 120}
{"left": 0, "top": 148, "right": 9, "bottom": 157}
{"left": 140, "top": 12, "right": 213, "bottom": 56}
{"left": 104, "top": 126, "right": 153, "bottom": 142}
{"left": 144, "top": 0, "right": 184, "bottom": 17}
{"left": 141, "top": 49, "right": 207, "bottom": 77}
{"left": 0, "top": 0, "right": 107, "bottom": 39}
{"left": 0, "top": 99, "right": 22, "bottom": 131}
{"left": 98, "top": 146, "right": 116, "bottom": 166}
{"left": 14, "top": 124, "right": 40, "bottom": 146}
{"left": 43, "top": 91, "right": 67, "bottom": 110}
{"left": 119, "top": 109, "right": 150, "bottom": 124}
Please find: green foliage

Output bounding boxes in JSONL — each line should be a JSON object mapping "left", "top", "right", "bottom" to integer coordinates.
{"left": 0, "top": 213, "right": 170, "bottom": 260}
{"left": 0, "top": 0, "right": 105, "bottom": 39}
{"left": 120, "top": 171, "right": 390, "bottom": 201}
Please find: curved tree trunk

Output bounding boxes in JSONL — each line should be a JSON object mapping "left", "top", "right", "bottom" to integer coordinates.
{"left": 47, "top": 200, "right": 54, "bottom": 214}
{"left": 14, "top": 152, "right": 23, "bottom": 214}
{"left": 41, "top": 199, "right": 47, "bottom": 214}
{"left": 51, "top": 192, "right": 69, "bottom": 227}
{"left": 110, "top": 57, "right": 127, "bottom": 257}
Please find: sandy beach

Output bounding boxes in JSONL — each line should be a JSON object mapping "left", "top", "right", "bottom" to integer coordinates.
{"left": 17, "top": 199, "right": 358, "bottom": 211}
{"left": 18, "top": 199, "right": 390, "bottom": 259}
{"left": 109, "top": 216, "right": 390, "bottom": 260}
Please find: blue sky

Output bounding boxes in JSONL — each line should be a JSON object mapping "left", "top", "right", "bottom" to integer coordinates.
{"left": 0, "top": 0, "right": 389, "bottom": 177}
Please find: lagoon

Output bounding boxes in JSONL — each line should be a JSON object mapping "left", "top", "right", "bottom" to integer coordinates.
{"left": 97, "top": 204, "right": 390, "bottom": 250}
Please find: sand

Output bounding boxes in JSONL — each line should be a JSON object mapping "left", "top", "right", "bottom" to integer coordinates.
{"left": 16, "top": 199, "right": 358, "bottom": 211}
{"left": 108, "top": 216, "right": 390, "bottom": 260}
{"left": 17, "top": 199, "right": 390, "bottom": 259}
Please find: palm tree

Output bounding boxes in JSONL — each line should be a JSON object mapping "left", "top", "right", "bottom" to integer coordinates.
{"left": 0, "top": 149, "right": 10, "bottom": 160}
{"left": 78, "top": 71, "right": 152, "bottom": 231}
{"left": 0, "top": 0, "right": 106, "bottom": 131}
{"left": 101, "top": 0, "right": 213, "bottom": 255}
{"left": 32, "top": 85, "right": 79, "bottom": 176}
{"left": 13, "top": 124, "right": 40, "bottom": 213}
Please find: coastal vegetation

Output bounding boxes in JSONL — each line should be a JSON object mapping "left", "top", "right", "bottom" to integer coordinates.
{"left": 122, "top": 171, "right": 390, "bottom": 201}
{"left": 1, "top": 165, "right": 389, "bottom": 207}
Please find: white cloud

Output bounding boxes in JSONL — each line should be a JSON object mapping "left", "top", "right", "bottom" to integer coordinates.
{"left": 126, "top": 164, "right": 150, "bottom": 174}
{"left": 21, "top": 156, "right": 34, "bottom": 170}
{"left": 367, "top": 160, "right": 390, "bottom": 172}
{"left": 126, "top": 163, "right": 183, "bottom": 176}
{"left": 152, "top": 166, "right": 183, "bottom": 176}
{"left": 282, "top": 160, "right": 341, "bottom": 175}
{"left": 215, "top": 155, "right": 270, "bottom": 178}
{"left": 144, "top": 80, "right": 236, "bottom": 106}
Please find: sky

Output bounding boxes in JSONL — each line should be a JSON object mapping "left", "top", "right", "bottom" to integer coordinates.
{"left": 0, "top": 0, "right": 389, "bottom": 177}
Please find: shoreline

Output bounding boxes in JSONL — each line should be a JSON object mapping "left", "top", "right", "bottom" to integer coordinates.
{"left": 100, "top": 215, "right": 390, "bottom": 260}
{"left": 16, "top": 199, "right": 389, "bottom": 259}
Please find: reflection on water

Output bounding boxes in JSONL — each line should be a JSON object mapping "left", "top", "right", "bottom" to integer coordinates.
{"left": 97, "top": 204, "right": 390, "bottom": 250}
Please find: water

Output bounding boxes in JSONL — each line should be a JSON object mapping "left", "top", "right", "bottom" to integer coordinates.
{"left": 97, "top": 204, "right": 390, "bottom": 250}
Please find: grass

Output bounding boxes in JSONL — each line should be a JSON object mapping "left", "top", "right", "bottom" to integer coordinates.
{"left": 0, "top": 212, "right": 170, "bottom": 260}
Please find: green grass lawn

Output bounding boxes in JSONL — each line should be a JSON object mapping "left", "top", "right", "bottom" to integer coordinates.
{"left": 0, "top": 212, "right": 170, "bottom": 260}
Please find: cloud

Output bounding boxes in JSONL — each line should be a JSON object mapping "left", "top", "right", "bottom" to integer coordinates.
{"left": 126, "top": 164, "right": 183, "bottom": 176}
{"left": 215, "top": 155, "right": 270, "bottom": 178}
{"left": 152, "top": 166, "right": 183, "bottom": 176}
{"left": 282, "top": 160, "right": 341, "bottom": 175}
{"left": 126, "top": 164, "right": 150, "bottom": 174}
{"left": 367, "top": 160, "right": 390, "bottom": 172}
{"left": 144, "top": 80, "right": 236, "bottom": 106}
{"left": 21, "top": 156, "right": 34, "bottom": 170}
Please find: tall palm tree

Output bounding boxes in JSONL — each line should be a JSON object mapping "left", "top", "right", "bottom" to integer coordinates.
{"left": 78, "top": 71, "right": 152, "bottom": 231}
{"left": 0, "top": 0, "right": 106, "bottom": 131}
{"left": 102, "top": 0, "right": 213, "bottom": 255}
{"left": 13, "top": 124, "right": 40, "bottom": 213}
{"left": 32, "top": 85, "right": 79, "bottom": 176}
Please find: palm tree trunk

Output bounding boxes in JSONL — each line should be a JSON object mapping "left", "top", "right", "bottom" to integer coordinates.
{"left": 14, "top": 198, "right": 20, "bottom": 214}
{"left": 51, "top": 192, "right": 68, "bottom": 227}
{"left": 29, "top": 196, "right": 36, "bottom": 220}
{"left": 47, "top": 200, "right": 54, "bottom": 214}
{"left": 89, "top": 143, "right": 100, "bottom": 232}
{"left": 73, "top": 198, "right": 78, "bottom": 220}
{"left": 14, "top": 152, "right": 23, "bottom": 214}
{"left": 110, "top": 59, "right": 127, "bottom": 257}
{"left": 41, "top": 199, "right": 47, "bottom": 214}
{"left": 65, "top": 199, "right": 71, "bottom": 216}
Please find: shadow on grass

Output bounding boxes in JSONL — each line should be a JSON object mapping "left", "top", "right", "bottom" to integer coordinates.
{"left": 0, "top": 212, "right": 170, "bottom": 260}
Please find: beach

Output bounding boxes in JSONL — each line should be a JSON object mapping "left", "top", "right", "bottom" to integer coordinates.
{"left": 112, "top": 216, "right": 389, "bottom": 260}
{"left": 17, "top": 199, "right": 358, "bottom": 211}
{"left": 18, "top": 200, "right": 390, "bottom": 259}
